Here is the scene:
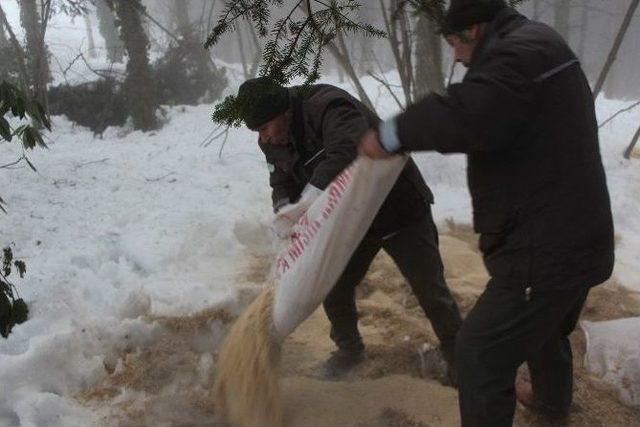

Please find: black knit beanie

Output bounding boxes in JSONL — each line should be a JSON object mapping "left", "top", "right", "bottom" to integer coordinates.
{"left": 445, "top": 0, "right": 507, "bottom": 33}
{"left": 236, "top": 77, "right": 290, "bottom": 130}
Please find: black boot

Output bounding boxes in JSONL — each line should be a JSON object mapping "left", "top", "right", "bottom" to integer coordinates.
{"left": 321, "top": 348, "right": 365, "bottom": 380}
{"left": 418, "top": 343, "right": 458, "bottom": 387}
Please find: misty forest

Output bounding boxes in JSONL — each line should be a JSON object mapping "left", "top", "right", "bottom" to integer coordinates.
{"left": 1, "top": 0, "right": 640, "bottom": 426}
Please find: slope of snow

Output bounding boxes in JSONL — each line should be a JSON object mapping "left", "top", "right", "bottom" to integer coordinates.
{"left": 2, "top": 80, "right": 638, "bottom": 425}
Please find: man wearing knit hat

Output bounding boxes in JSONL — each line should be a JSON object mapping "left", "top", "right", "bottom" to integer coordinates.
{"left": 360, "top": 0, "right": 614, "bottom": 426}
{"left": 235, "top": 78, "right": 463, "bottom": 382}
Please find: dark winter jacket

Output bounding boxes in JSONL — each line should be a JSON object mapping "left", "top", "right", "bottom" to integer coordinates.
{"left": 394, "top": 8, "right": 614, "bottom": 291}
{"left": 259, "top": 84, "right": 434, "bottom": 238}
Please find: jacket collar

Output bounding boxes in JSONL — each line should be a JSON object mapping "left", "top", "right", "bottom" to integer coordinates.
{"left": 288, "top": 88, "right": 306, "bottom": 152}
{"left": 468, "top": 7, "right": 528, "bottom": 68}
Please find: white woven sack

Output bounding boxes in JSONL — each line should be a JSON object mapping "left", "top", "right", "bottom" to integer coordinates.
{"left": 272, "top": 155, "right": 408, "bottom": 341}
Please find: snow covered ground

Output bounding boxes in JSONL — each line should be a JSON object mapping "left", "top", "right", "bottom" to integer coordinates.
{"left": 1, "top": 1, "right": 640, "bottom": 425}
{"left": 1, "top": 80, "right": 638, "bottom": 426}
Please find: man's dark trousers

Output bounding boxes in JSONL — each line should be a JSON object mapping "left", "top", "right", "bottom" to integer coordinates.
{"left": 322, "top": 205, "right": 462, "bottom": 356}
{"left": 456, "top": 276, "right": 589, "bottom": 427}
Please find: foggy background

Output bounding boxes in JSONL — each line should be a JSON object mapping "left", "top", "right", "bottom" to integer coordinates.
{"left": 2, "top": 0, "right": 639, "bottom": 117}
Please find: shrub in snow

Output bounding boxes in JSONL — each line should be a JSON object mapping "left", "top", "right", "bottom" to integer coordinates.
{"left": 48, "top": 79, "right": 128, "bottom": 134}
{"left": 0, "top": 81, "right": 50, "bottom": 151}
{"left": 0, "top": 247, "right": 28, "bottom": 338}
{"left": 1, "top": 80, "right": 49, "bottom": 208}
{"left": 153, "top": 38, "right": 227, "bottom": 107}
{"left": 0, "top": 83, "right": 48, "bottom": 337}
{"left": 0, "top": 46, "right": 20, "bottom": 85}
{"left": 46, "top": 39, "right": 227, "bottom": 133}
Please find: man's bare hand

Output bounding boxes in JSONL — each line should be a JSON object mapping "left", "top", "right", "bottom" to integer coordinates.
{"left": 359, "top": 130, "right": 392, "bottom": 159}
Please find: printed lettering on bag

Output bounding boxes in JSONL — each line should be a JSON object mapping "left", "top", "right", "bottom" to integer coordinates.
{"left": 275, "top": 164, "right": 356, "bottom": 275}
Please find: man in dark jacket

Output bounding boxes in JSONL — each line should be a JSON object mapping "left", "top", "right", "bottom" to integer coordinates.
{"left": 360, "top": 0, "right": 614, "bottom": 425}
{"left": 235, "top": 78, "right": 462, "bottom": 380}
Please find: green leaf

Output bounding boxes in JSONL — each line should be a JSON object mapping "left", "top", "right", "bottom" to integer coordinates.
{"left": 30, "top": 127, "right": 46, "bottom": 148}
{"left": 10, "top": 96, "right": 26, "bottom": 119}
{"left": 0, "top": 99, "right": 10, "bottom": 116}
{"left": 0, "top": 117, "right": 12, "bottom": 142}
{"left": 26, "top": 101, "right": 50, "bottom": 131}
{"left": 34, "top": 102, "right": 51, "bottom": 130}
{"left": 0, "top": 291, "right": 12, "bottom": 338}
{"left": 24, "top": 156, "right": 37, "bottom": 172}
{"left": 11, "top": 298, "right": 29, "bottom": 325}
{"left": 14, "top": 261, "right": 26, "bottom": 278}
{"left": 21, "top": 127, "right": 36, "bottom": 149}
{"left": 13, "top": 124, "right": 28, "bottom": 136}
{"left": 2, "top": 247, "right": 12, "bottom": 277}
{"left": 0, "top": 281, "right": 10, "bottom": 296}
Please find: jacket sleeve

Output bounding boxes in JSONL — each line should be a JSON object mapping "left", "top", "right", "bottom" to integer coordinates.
{"left": 396, "top": 44, "right": 537, "bottom": 154}
{"left": 267, "top": 162, "right": 299, "bottom": 212}
{"left": 308, "top": 100, "right": 366, "bottom": 189}
{"left": 259, "top": 139, "right": 300, "bottom": 212}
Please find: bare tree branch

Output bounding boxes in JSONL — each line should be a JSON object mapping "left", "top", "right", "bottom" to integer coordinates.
{"left": 0, "top": 156, "right": 28, "bottom": 170}
{"left": 145, "top": 172, "right": 176, "bottom": 182}
{"left": 599, "top": 100, "right": 640, "bottom": 129}
{"left": 623, "top": 124, "right": 640, "bottom": 160}
{"left": 77, "top": 51, "right": 119, "bottom": 79}
{"left": 247, "top": 19, "right": 263, "bottom": 78}
{"left": 593, "top": 0, "right": 639, "bottom": 99}
{"left": 380, "top": 0, "right": 410, "bottom": 103}
{"left": 367, "top": 71, "right": 404, "bottom": 110}
{"left": 217, "top": 127, "right": 231, "bottom": 158}
{"left": 299, "top": 2, "right": 376, "bottom": 111}
{"left": 236, "top": 21, "right": 249, "bottom": 78}
{"left": 0, "top": 4, "right": 30, "bottom": 91}
{"left": 69, "top": 157, "right": 110, "bottom": 172}
{"left": 132, "top": 2, "right": 182, "bottom": 43}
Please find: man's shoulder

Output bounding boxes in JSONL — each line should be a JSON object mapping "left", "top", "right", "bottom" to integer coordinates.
{"left": 481, "top": 20, "right": 577, "bottom": 80}
{"left": 295, "top": 83, "right": 377, "bottom": 126}
{"left": 297, "top": 83, "right": 359, "bottom": 107}
{"left": 507, "top": 20, "right": 572, "bottom": 56}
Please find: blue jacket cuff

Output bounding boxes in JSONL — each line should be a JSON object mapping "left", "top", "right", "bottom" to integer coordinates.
{"left": 379, "top": 118, "right": 401, "bottom": 153}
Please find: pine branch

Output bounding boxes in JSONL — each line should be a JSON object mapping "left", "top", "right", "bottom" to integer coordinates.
{"left": 206, "top": 0, "right": 384, "bottom": 125}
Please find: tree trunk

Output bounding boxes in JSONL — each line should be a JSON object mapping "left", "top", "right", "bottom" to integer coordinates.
{"left": 623, "top": 124, "right": 640, "bottom": 159}
{"left": 532, "top": 0, "right": 542, "bottom": 20}
{"left": 96, "top": 0, "right": 124, "bottom": 63}
{"left": 236, "top": 23, "right": 249, "bottom": 79}
{"left": 553, "top": 0, "right": 571, "bottom": 43}
{"left": 577, "top": 0, "right": 589, "bottom": 62}
{"left": 398, "top": 4, "right": 414, "bottom": 102}
{"left": 246, "top": 22, "right": 262, "bottom": 78}
{"left": 329, "top": 33, "right": 375, "bottom": 112}
{"left": 300, "top": 2, "right": 374, "bottom": 111}
{"left": 381, "top": 0, "right": 412, "bottom": 106}
{"left": 593, "top": 0, "right": 640, "bottom": 99}
{"left": 0, "top": 20, "right": 8, "bottom": 49}
{"left": 414, "top": 13, "right": 445, "bottom": 98}
{"left": 201, "top": 0, "right": 217, "bottom": 41}
{"left": 0, "top": 4, "right": 30, "bottom": 91}
{"left": 109, "top": 0, "right": 158, "bottom": 131}
{"left": 174, "top": 0, "right": 191, "bottom": 38}
{"left": 84, "top": 14, "right": 97, "bottom": 58}
{"left": 19, "top": 0, "right": 49, "bottom": 109}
